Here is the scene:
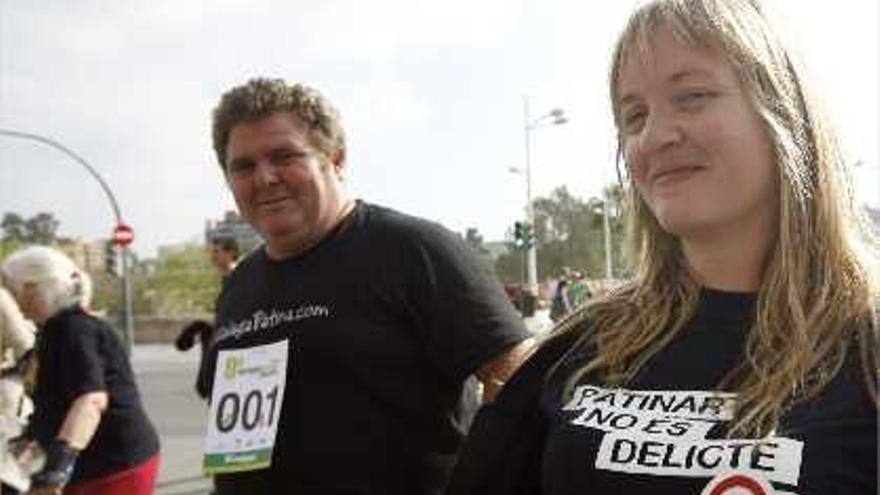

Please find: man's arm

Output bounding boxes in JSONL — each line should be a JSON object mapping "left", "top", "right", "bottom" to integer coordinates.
{"left": 474, "top": 338, "right": 537, "bottom": 403}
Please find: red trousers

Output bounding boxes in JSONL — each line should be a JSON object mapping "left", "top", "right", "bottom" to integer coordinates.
{"left": 63, "top": 454, "right": 160, "bottom": 495}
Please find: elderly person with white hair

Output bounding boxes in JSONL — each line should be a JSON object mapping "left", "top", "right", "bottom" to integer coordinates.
{"left": 0, "top": 286, "right": 36, "bottom": 493}
{"left": 1, "top": 246, "right": 159, "bottom": 495}
{"left": 0, "top": 286, "right": 35, "bottom": 415}
{"left": 0, "top": 287, "right": 35, "bottom": 370}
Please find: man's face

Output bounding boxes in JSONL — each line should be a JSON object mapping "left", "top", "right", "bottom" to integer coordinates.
{"left": 224, "top": 112, "right": 346, "bottom": 258}
{"left": 209, "top": 245, "right": 235, "bottom": 271}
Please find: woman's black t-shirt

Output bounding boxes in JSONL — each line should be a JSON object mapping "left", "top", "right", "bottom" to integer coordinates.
{"left": 30, "top": 306, "right": 159, "bottom": 484}
{"left": 540, "top": 289, "right": 878, "bottom": 495}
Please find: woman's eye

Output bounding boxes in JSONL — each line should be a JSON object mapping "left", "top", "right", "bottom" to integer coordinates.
{"left": 675, "top": 90, "right": 714, "bottom": 107}
{"left": 622, "top": 110, "right": 647, "bottom": 133}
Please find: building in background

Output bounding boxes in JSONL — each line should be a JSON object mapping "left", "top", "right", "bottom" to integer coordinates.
{"left": 58, "top": 238, "right": 108, "bottom": 274}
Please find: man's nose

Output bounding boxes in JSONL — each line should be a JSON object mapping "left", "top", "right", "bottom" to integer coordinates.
{"left": 253, "top": 160, "right": 279, "bottom": 187}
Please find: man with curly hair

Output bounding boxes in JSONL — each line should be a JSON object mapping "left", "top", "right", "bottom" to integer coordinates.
{"left": 202, "top": 78, "right": 533, "bottom": 494}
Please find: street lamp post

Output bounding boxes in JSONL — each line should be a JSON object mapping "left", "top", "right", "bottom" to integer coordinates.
{"left": 522, "top": 96, "right": 567, "bottom": 296}
{"left": 0, "top": 129, "right": 135, "bottom": 353}
{"left": 602, "top": 186, "right": 614, "bottom": 280}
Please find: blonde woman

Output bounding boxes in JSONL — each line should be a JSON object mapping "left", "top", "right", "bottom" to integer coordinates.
{"left": 446, "top": 0, "right": 878, "bottom": 494}
{"left": 1, "top": 246, "right": 159, "bottom": 495}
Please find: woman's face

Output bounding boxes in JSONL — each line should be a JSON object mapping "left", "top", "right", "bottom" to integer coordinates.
{"left": 13, "top": 283, "right": 50, "bottom": 324}
{"left": 617, "top": 26, "right": 778, "bottom": 244}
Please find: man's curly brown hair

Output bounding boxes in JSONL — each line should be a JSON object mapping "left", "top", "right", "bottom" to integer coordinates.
{"left": 211, "top": 78, "right": 346, "bottom": 171}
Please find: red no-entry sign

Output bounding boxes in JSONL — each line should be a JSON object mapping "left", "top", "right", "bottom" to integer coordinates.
{"left": 113, "top": 223, "right": 134, "bottom": 247}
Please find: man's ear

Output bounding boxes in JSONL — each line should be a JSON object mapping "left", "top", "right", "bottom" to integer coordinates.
{"left": 330, "top": 148, "right": 347, "bottom": 179}
{"left": 222, "top": 167, "right": 235, "bottom": 190}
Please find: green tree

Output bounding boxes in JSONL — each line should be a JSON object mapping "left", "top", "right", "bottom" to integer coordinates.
{"left": 494, "top": 234, "right": 525, "bottom": 285}
{"left": 494, "top": 184, "right": 626, "bottom": 284}
{"left": 143, "top": 245, "right": 219, "bottom": 316}
{"left": 0, "top": 213, "right": 202, "bottom": 318}
{"left": 26, "top": 212, "right": 60, "bottom": 244}
{"left": 2, "top": 211, "right": 61, "bottom": 245}
{"left": 89, "top": 268, "right": 121, "bottom": 315}
{"left": 0, "top": 238, "right": 24, "bottom": 260}
{"left": 2, "top": 213, "right": 27, "bottom": 242}
{"left": 463, "top": 227, "right": 488, "bottom": 255}
{"left": 89, "top": 251, "right": 156, "bottom": 317}
{"left": 461, "top": 227, "right": 499, "bottom": 278}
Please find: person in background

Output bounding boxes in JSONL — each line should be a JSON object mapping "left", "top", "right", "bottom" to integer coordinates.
{"left": 174, "top": 237, "right": 239, "bottom": 400}
{"left": 520, "top": 292, "right": 553, "bottom": 335}
{"left": 549, "top": 279, "right": 571, "bottom": 323}
{"left": 503, "top": 284, "right": 524, "bottom": 315}
{"left": 0, "top": 288, "right": 34, "bottom": 372}
{"left": 0, "top": 287, "right": 35, "bottom": 495}
{"left": 203, "top": 78, "right": 533, "bottom": 494}
{"left": 2, "top": 246, "right": 160, "bottom": 495}
{"left": 445, "top": 0, "right": 878, "bottom": 493}
{"left": 206, "top": 238, "right": 239, "bottom": 282}
{"left": 564, "top": 271, "right": 592, "bottom": 311}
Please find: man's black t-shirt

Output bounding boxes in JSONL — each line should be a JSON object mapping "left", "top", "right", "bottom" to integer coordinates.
{"left": 210, "top": 201, "right": 530, "bottom": 494}
{"left": 540, "top": 289, "right": 878, "bottom": 495}
{"left": 30, "top": 306, "right": 160, "bottom": 484}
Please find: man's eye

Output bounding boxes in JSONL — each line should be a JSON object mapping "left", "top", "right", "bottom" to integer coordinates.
{"left": 270, "top": 150, "right": 307, "bottom": 165}
{"left": 228, "top": 161, "right": 254, "bottom": 174}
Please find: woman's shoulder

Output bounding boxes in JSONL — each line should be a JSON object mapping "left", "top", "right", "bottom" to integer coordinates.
{"left": 494, "top": 316, "right": 592, "bottom": 404}
{"left": 50, "top": 308, "right": 112, "bottom": 342}
{"left": 785, "top": 346, "right": 877, "bottom": 426}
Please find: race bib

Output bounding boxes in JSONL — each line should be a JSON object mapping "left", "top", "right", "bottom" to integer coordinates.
{"left": 203, "top": 339, "right": 289, "bottom": 474}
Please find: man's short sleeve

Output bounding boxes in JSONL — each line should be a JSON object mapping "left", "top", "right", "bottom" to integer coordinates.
{"left": 404, "top": 223, "right": 531, "bottom": 381}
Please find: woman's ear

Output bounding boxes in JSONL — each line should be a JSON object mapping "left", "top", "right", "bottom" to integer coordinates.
{"left": 71, "top": 271, "right": 83, "bottom": 298}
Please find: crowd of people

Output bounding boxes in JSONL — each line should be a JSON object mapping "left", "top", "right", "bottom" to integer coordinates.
{"left": 0, "top": 0, "right": 876, "bottom": 493}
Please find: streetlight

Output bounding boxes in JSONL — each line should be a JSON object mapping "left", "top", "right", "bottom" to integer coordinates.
{"left": 522, "top": 96, "right": 567, "bottom": 296}
{"left": 0, "top": 129, "right": 135, "bottom": 353}
{"left": 602, "top": 186, "right": 614, "bottom": 280}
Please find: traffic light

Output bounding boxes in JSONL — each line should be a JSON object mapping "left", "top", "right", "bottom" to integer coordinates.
{"left": 523, "top": 222, "right": 535, "bottom": 248}
{"left": 514, "top": 221, "right": 524, "bottom": 248}
{"left": 104, "top": 240, "right": 118, "bottom": 276}
{"left": 513, "top": 221, "right": 535, "bottom": 249}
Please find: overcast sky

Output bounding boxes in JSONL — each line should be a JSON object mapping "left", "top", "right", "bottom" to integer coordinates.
{"left": 1, "top": 0, "right": 877, "bottom": 257}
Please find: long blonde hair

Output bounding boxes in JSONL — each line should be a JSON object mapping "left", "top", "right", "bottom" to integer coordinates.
{"left": 559, "top": 0, "right": 879, "bottom": 437}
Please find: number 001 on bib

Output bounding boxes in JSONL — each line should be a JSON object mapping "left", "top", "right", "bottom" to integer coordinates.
{"left": 203, "top": 339, "right": 289, "bottom": 474}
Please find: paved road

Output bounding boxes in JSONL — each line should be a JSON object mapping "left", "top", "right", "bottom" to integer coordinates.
{"left": 133, "top": 344, "right": 213, "bottom": 495}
